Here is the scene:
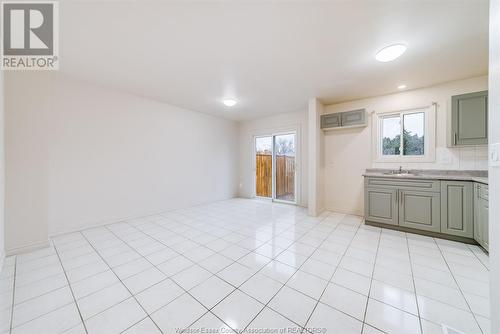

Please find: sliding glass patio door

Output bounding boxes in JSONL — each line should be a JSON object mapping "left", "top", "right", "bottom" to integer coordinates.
{"left": 255, "top": 136, "right": 273, "bottom": 198}
{"left": 255, "top": 133, "right": 296, "bottom": 204}
{"left": 273, "top": 133, "right": 296, "bottom": 203}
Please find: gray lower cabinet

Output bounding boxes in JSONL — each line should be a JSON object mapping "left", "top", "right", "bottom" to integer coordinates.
{"left": 399, "top": 190, "right": 441, "bottom": 232}
{"left": 474, "top": 183, "right": 489, "bottom": 251}
{"left": 364, "top": 176, "right": 486, "bottom": 243}
{"left": 451, "top": 90, "right": 488, "bottom": 146}
{"left": 441, "top": 181, "right": 474, "bottom": 238}
{"left": 364, "top": 187, "right": 398, "bottom": 226}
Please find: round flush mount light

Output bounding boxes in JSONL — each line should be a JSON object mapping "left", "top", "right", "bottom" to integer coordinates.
{"left": 222, "top": 99, "right": 237, "bottom": 107}
{"left": 398, "top": 84, "right": 407, "bottom": 90}
{"left": 375, "top": 44, "right": 407, "bottom": 62}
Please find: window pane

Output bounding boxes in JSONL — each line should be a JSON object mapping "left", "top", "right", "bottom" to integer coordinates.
{"left": 382, "top": 116, "right": 401, "bottom": 155}
{"left": 255, "top": 137, "right": 272, "bottom": 198}
{"left": 403, "top": 112, "right": 425, "bottom": 156}
{"left": 255, "top": 137, "right": 272, "bottom": 155}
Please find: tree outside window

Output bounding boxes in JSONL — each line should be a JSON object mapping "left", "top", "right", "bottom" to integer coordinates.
{"left": 382, "top": 112, "right": 425, "bottom": 157}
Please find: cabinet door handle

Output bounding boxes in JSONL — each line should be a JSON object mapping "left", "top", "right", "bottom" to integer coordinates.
{"left": 453, "top": 132, "right": 457, "bottom": 145}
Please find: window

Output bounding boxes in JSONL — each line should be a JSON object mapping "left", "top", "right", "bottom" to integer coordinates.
{"left": 382, "top": 116, "right": 401, "bottom": 155}
{"left": 402, "top": 112, "right": 425, "bottom": 155}
{"left": 374, "top": 106, "right": 435, "bottom": 162}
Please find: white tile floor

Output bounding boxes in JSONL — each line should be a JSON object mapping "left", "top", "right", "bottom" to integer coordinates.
{"left": 0, "top": 199, "right": 491, "bottom": 334}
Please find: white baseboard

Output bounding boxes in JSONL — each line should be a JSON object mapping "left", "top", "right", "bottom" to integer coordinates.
{"left": 6, "top": 239, "right": 51, "bottom": 256}
{"left": 50, "top": 196, "right": 239, "bottom": 239}
{"left": 323, "top": 206, "right": 363, "bottom": 217}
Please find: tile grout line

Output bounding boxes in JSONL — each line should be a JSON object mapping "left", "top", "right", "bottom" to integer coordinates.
{"left": 8, "top": 255, "right": 90, "bottom": 331}
{"left": 433, "top": 239, "right": 485, "bottom": 334}
{"left": 305, "top": 221, "right": 377, "bottom": 333}
{"left": 141, "top": 210, "right": 302, "bottom": 283}
{"left": 79, "top": 230, "right": 165, "bottom": 334}
{"left": 52, "top": 242, "right": 90, "bottom": 334}
{"left": 82, "top": 225, "right": 168, "bottom": 333}
{"left": 238, "top": 215, "right": 333, "bottom": 333}
{"left": 159, "top": 211, "right": 323, "bottom": 332}
{"left": 8, "top": 200, "right": 488, "bottom": 334}
{"left": 8, "top": 256, "right": 17, "bottom": 334}
{"left": 466, "top": 244, "right": 489, "bottom": 271}
{"left": 103, "top": 222, "right": 261, "bottom": 333}
{"left": 115, "top": 212, "right": 288, "bottom": 333}
{"left": 132, "top": 219, "right": 243, "bottom": 280}
{"left": 132, "top": 214, "right": 297, "bottom": 332}
{"left": 358, "top": 226, "right": 382, "bottom": 334}
{"left": 4, "top": 202, "right": 310, "bottom": 334}
{"left": 129, "top": 229, "right": 244, "bottom": 332}
{"left": 406, "top": 233, "right": 425, "bottom": 334}
{"left": 242, "top": 215, "right": 364, "bottom": 333}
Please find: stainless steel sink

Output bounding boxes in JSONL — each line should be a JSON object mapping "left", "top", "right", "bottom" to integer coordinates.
{"left": 383, "top": 168, "right": 419, "bottom": 176}
{"left": 383, "top": 172, "right": 419, "bottom": 176}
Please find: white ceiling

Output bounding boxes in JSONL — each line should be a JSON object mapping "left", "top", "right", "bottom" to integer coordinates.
{"left": 60, "top": 1, "right": 489, "bottom": 121}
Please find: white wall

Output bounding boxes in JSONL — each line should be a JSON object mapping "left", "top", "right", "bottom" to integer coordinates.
{"left": 5, "top": 72, "right": 51, "bottom": 254}
{"left": 0, "top": 70, "right": 5, "bottom": 267}
{"left": 488, "top": 0, "right": 500, "bottom": 332}
{"left": 238, "top": 110, "right": 308, "bottom": 207}
{"left": 308, "top": 98, "right": 325, "bottom": 216}
{"left": 5, "top": 72, "right": 238, "bottom": 253}
{"left": 323, "top": 76, "right": 488, "bottom": 215}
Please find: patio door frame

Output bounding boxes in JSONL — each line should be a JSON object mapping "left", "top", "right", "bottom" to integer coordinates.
{"left": 253, "top": 129, "right": 299, "bottom": 205}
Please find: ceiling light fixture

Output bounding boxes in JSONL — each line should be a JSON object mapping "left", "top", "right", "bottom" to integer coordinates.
{"left": 398, "top": 84, "right": 407, "bottom": 90}
{"left": 222, "top": 99, "right": 237, "bottom": 107}
{"left": 375, "top": 44, "right": 407, "bottom": 62}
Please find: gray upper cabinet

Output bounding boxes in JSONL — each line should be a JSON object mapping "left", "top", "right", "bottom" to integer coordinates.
{"left": 451, "top": 90, "right": 488, "bottom": 146}
{"left": 364, "top": 187, "right": 398, "bottom": 226}
{"left": 441, "top": 181, "right": 474, "bottom": 238}
{"left": 321, "top": 109, "right": 366, "bottom": 130}
{"left": 474, "top": 183, "right": 489, "bottom": 251}
{"left": 341, "top": 109, "right": 366, "bottom": 127}
{"left": 399, "top": 190, "right": 441, "bottom": 232}
{"left": 321, "top": 113, "right": 341, "bottom": 129}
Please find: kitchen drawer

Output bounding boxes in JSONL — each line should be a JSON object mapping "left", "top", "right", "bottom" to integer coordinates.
{"left": 364, "top": 177, "right": 440, "bottom": 192}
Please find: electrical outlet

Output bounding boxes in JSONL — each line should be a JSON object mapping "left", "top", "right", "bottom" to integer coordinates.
{"left": 490, "top": 142, "right": 500, "bottom": 167}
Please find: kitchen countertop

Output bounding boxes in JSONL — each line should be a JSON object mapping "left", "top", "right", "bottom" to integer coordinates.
{"left": 363, "top": 169, "right": 489, "bottom": 184}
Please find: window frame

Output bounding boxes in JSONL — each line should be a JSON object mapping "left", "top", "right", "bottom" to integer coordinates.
{"left": 373, "top": 105, "right": 436, "bottom": 163}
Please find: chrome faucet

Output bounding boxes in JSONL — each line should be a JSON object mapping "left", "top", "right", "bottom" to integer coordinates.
{"left": 396, "top": 166, "right": 410, "bottom": 174}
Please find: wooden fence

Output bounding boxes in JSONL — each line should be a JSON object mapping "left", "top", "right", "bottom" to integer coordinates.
{"left": 255, "top": 154, "right": 295, "bottom": 199}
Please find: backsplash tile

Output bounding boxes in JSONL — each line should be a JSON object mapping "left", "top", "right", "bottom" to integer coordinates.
{"left": 475, "top": 146, "right": 489, "bottom": 170}
{"left": 459, "top": 147, "right": 476, "bottom": 170}
{"left": 372, "top": 146, "right": 488, "bottom": 171}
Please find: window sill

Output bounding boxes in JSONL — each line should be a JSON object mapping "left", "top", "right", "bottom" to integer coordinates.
{"left": 374, "top": 156, "right": 436, "bottom": 163}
